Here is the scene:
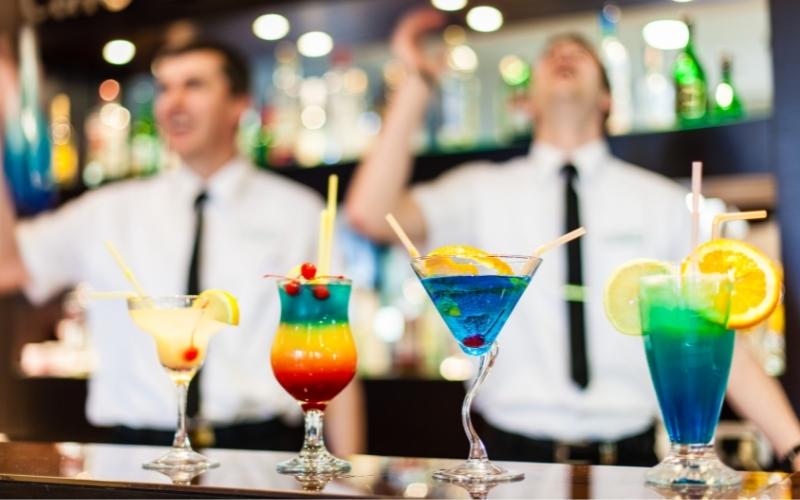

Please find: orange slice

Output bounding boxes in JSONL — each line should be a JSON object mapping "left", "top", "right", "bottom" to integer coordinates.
{"left": 426, "top": 245, "right": 513, "bottom": 275}
{"left": 685, "top": 239, "right": 781, "bottom": 329}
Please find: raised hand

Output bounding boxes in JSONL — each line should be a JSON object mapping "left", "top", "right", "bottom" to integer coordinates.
{"left": 391, "top": 8, "right": 447, "bottom": 81}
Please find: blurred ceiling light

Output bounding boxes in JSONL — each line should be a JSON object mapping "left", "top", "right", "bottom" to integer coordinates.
{"left": 443, "top": 24, "right": 467, "bottom": 45}
{"left": 102, "top": 39, "right": 136, "bottom": 65}
{"left": 673, "top": 0, "right": 693, "bottom": 2}
{"left": 642, "top": 20, "right": 689, "bottom": 50}
{"left": 252, "top": 13, "right": 290, "bottom": 41}
{"left": 499, "top": 54, "right": 529, "bottom": 86}
{"left": 100, "top": 0, "right": 133, "bottom": 11}
{"left": 715, "top": 83, "right": 734, "bottom": 108}
{"left": 99, "top": 79, "right": 120, "bottom": 102}
{"left": 431, "top": 0, "right": 467, "bottom": 11}
{"left": 448, "top": 45, "right": 478, "bottom": 72}
{"left": 297, "top": 31, "right": 333, "bottom": 58}
{"left": 466, "top": 6, "right": 503, "bottom": 33}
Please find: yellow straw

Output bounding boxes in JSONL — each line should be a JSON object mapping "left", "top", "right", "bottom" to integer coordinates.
{"left": 104, "top": 241, "right": 148, "bottom": 297}
{"left": 712, "top": 210, "right": 767, "bottom": 240}
{"left": 83, "top": 291, "right": 136, "bottom": 300}
{"left": 385, "top": 213, "right": 421, "bottom": 258}
{"left": 320, "top": 175, "right": 338, "bottom": 276}
{"left": 532, "top": 227, "right": 587, "bottom": 257}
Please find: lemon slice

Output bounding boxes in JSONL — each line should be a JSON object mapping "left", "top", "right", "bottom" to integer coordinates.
{"left": 427, "top": 245, "right": 513, "bottom": 275}
{"left": 603, "top": 259, "right": 675, "bottom": 335}
{"left": 685, "top": 239, "right": 781, "bottom": 329}
{"left": 194, "top": 289, "right": 240, "bottom": 326}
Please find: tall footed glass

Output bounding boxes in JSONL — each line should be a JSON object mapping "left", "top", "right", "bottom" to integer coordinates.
{"left": 271, "top": 278, "right": 357, "bottom": 475}
{"left": 639, "top": 273, "right": 740, "bottom": 489}
{"left": 127, "top": 295, "right": 226, "bottom": 473}
{"left": 411, "top": 255, "right": 540, "bottom": 484}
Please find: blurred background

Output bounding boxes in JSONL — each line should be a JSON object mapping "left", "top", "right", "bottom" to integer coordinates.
{"left": 0, "top": 0, "right": 797, "bottom": 471}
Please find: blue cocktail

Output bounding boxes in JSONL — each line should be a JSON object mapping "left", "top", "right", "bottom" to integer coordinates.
{"left": 412, "top": 254, "right": 540, "bottom": 484}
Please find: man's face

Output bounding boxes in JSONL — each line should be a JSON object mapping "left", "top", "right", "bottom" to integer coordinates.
{"left": 530, "top": 38, "right": 610, "bottom": 118}
{"left": 153, "top": 50, "right": 246, "bottom": 162}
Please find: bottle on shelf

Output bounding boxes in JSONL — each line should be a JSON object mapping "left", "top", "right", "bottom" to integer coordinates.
{"left": 598, "top": 4, "right": 633, "bottom": 135}
{"left": 673, "top": 17, "right": 708, "bottom": 127}
{"left": 713, "top": 54, "right": 744, "bottom": 122}
{"left": 496, "top": 54, "right": 531, "bottom": 143}
{"left": 437, "top": 28, "right": 481, "bottom": 150}
{"left": 636, "top": 45, "right": 676, "bottom": 130}
{"left": 49, "top": 94, "right": 79, "bottom": 188}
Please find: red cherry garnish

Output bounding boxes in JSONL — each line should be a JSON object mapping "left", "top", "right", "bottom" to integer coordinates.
{"left": 312, "top": 285, "right": 330, "bottom": 300}
{"left": 284, "top": 280, "right": 301, "bottom": 296}
{"left": 300, "top": 262, "right": 317, "bottom": 280}
{"left": 462, "top": 335, "right": 485, "bottom": 348}
{"left": 183, "top": 346, "right": 199, "bottom": 361}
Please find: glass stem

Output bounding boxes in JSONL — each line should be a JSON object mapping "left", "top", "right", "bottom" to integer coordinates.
{"left": 463, "top": 343, "right": 498, "bottom": 462}
{"left": 301, "top": 409, "right": 327, "bottom": 455}
{"left": 173, "top": 381, "right": 192, "bottom": 450}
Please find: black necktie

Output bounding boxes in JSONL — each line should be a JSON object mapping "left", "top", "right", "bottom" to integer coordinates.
{"left": 186, "top": 190, "right": 207, "bottom": 418}
{"left": 563, "top": 165, "right": 589, "bottom": 389}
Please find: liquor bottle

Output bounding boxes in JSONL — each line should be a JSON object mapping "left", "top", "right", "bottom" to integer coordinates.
{"left": 437, "top": 43, "right": 481, "bottom": 149}
{"left": 599, "top": 5, "right": 633, "bottom": 134}
{"left": 673, "top": 18, "right": 708, "bottom": 127}
{"left": 49, "top": 94, "right": 79, "bottom": 188}
{"left": 636, "top": 45, "right": 675, "bottom": 130}
{"left": 497, "top": 54, "right": 531, "bottom": 143}
{"left": 129, "top": 96, "right": 162, "bottom": 177}
{"left": 713, "top": 54, "right": 744, "bottom": 122}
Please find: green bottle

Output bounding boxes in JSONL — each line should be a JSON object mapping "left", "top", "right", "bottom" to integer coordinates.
{"left": 673, "top": 19, "right": 708, "bottom": 127}
{"left": 713, "top": 55, "right": 744, "bottom": 122}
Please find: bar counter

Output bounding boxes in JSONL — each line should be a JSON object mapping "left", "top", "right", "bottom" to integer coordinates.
{"left": 0, "top": 441, "right": 797, "bottom": 498}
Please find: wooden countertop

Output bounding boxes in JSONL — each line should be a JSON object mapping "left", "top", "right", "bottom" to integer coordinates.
{"left": 0, "top": 441, "right": 795, "bottom": 498}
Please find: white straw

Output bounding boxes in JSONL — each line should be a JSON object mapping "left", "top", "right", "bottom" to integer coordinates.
{"left": 104, "top": 241, "right": 149, "bottom": 297}
{"left": 690, "top": 161, "right": 703, "bottom": 252}
{"left": 522, "top": 227, "right": 587, "bottom": 274}
{"left": 385, "top": 213, "right": 421, "bottom": 258}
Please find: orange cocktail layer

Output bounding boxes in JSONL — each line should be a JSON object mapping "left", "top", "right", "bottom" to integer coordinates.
{"left": 271, "top": 323, "right": 357, "bottom": 411}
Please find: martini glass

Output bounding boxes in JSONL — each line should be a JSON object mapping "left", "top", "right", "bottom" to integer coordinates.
{"left": 127, "top": 295, "right": 226, "bottom": 473}
{"left": 271, "top": 278, "right": 357, "bottom": 475}
{"left": 639, "top": 273, "right": 740, "bottom": 489}
{"left": 411, "top": 255, "right": 541, "bottom": 484}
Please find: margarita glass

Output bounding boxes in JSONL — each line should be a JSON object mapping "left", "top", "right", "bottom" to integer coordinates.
{"left": 128, "top": 295, "right": 227, "bottom": 473}
{"left": 639, "top": 272, "right": 740, "bottom": 488}
{"left": 271, "top": 277, "right": 357, "bottom": 475}
{"left": 411, "top": 254, "right": 540, "bottom": 484}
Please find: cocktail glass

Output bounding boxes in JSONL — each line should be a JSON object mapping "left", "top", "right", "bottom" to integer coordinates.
{"left": 271, "top": 278, "right": 357, "bottom": 475}
{"left": 127, "top": 295, "right": 226, "bottom": 473}
{"left": 411, "top": 255, "right": 541, "bottom": 484}
{"left": 639, "top": 273, "right": 740, "bottom": 488}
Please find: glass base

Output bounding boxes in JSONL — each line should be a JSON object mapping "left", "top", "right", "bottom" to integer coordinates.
{"left": 646, "top": 443, "right": 741, "bottom": 489}
{"left": 433, "top": 458, "right": 524, "bottom": 484}
{"left": 143, "top": 447, "right": 219, "bottom": 474}
{"left": 276, "top": 449, "right": 351, "bottom": 475}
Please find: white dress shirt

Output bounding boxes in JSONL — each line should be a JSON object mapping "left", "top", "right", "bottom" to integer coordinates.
{"left": 412, "top": 140, "right": 692, "bottom": 442}
{"left": 16, "top": 157, "right": 323, "bottom": 429}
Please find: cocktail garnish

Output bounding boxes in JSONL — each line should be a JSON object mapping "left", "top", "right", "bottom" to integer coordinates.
{"left": 426, "top": 245, "right": 512, "bottom": 275}
{"left": 193, "top": 289, "right": 240, "bottom": 326}
{"left": 301, "top": 262, "right": 317, "bottom": 280}
{"left": 603, "top": 259, "right": 675, "bottom": 335}
{"left": 684, "top": 238, "right": 780, "bottom": 329}
{"left": 462, "top": 335, "right": 485, "bottom": 348}
{"left": 183, "top": 346, "right": 199, "bottom": 361}
{"left": 284, "top": 280, "right": 301, "bottom": 296}
{"left": 312, "top": 285, "right": 331, "bottom": 300}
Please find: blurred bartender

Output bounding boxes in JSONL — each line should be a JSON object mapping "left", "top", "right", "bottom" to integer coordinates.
{"left": 346, "top": 9, "right": 800, "bottom": 468}
{"left": 0, "top": 40, "right": 364, "bottom": 454}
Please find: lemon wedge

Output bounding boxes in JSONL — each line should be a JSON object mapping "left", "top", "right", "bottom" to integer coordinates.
{"left": 194, "top": 289, "right": 240, "bottom": 326}
{"left": 603, "top": 259, "right": 675, "bottom": 335}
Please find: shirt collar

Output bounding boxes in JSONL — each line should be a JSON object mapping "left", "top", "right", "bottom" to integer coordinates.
{"left": 529, "top": 139, "right": 610, "bottom": 179}
{"left": 171, "top": 156, "right": 252, "bottom": 203}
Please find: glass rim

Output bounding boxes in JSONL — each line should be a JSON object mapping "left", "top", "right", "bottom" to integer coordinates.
{"left": 411, "top": 254, "right": 541, "bottom": 263}
{"left": 276, "top": 277, "right": 352, "bottom": 286}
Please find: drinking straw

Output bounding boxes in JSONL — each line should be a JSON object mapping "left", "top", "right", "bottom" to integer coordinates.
{"left": 532, "top": 227, "right": 587, "bottom": 257}
{"left": 104, "top": 240, "right": 148, "bottom": 297}
{"left": 319, "top": 175, "right": 338, "bottom": 276}
{"left": 711, "top": 210, "right": 767, "bottom": 240}
{"left": 385, "top": 213, "right": 421, "bottom": 258}
{"left": 521, "top": 227, "right": 586, "bottom": 274}
{"left": 317, "top": 209, "right": 330, "bottom": 275}
{"left": 690, "top": 161, "right": 703, "bottom": 251}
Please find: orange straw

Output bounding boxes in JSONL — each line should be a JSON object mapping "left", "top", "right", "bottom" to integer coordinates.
{"left": 711, "top": 210, "right": 767, "bottom": 240}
